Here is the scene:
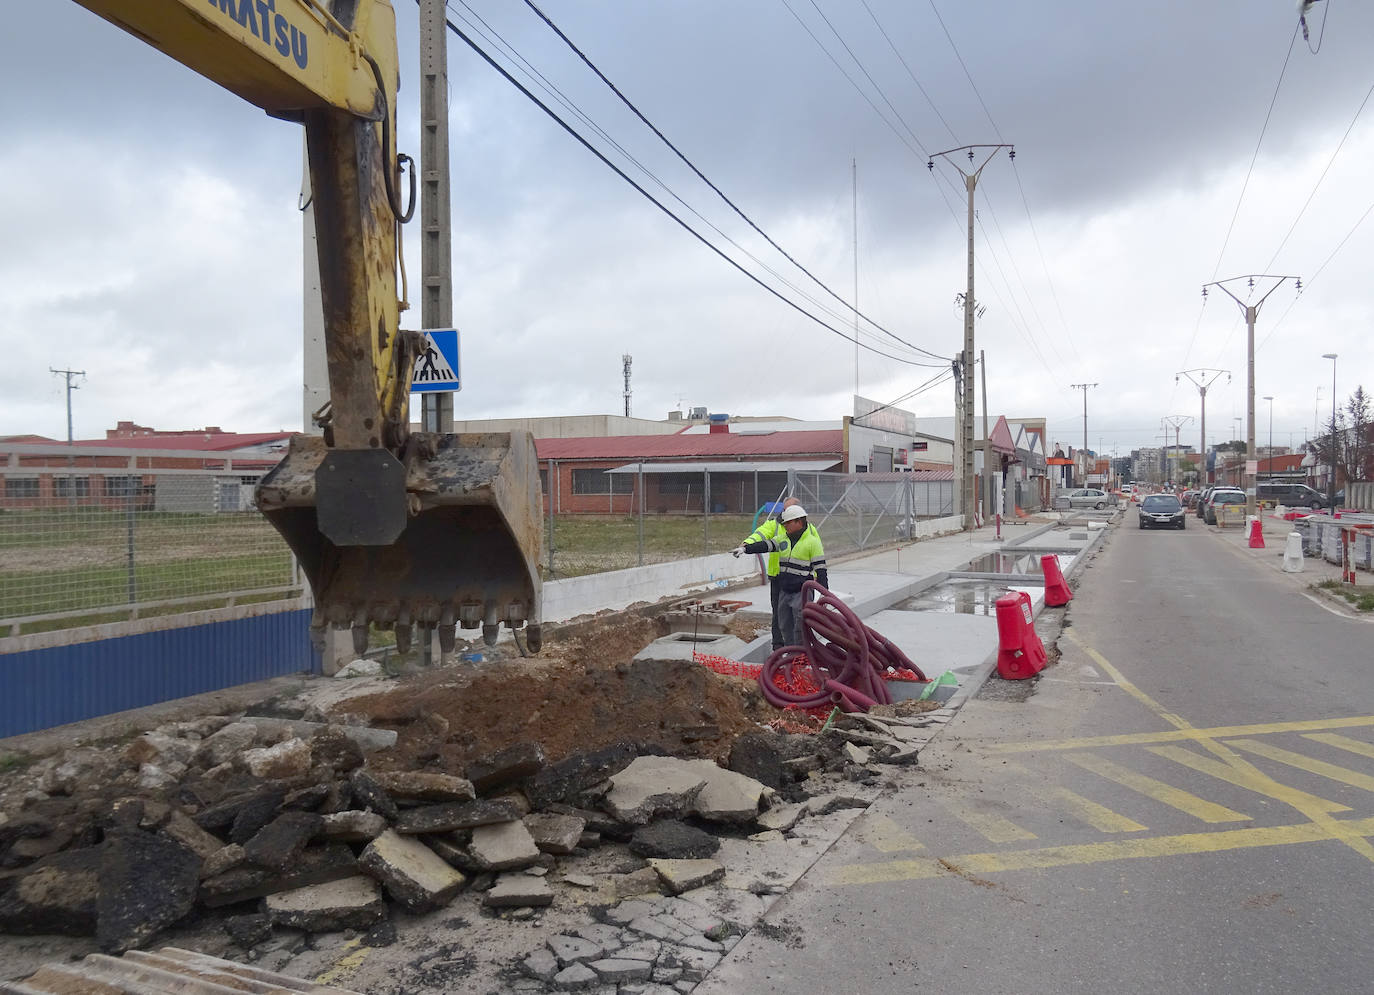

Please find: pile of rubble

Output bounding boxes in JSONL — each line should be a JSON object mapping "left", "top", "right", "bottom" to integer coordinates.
{"left": 0, "top": 660, "right": 934, "bottom": 964}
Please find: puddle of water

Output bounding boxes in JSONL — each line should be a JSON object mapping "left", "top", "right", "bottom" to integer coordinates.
{"left": 962, "top": 552, "right": 1046, "bottom": 575}
{"left": 892, "top": 581, "right": 1016, "bottom": 616}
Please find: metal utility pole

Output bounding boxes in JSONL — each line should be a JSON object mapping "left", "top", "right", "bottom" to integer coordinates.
{"left": 420, "top": 0, "right": 454, "bottom": 434}
{"left": 1162, "top": 415, "right": 1193, "bottom": 487}
{"left": 929, "top": 144, "right": 1013, "bottom": 529}
{"left": 1069, "top": 383, "right": 1097, "bottom": 487}
{"left": 1178, "top": 368, "right": 1230, "bottom": 489}
{"left": 622, "top": 354, "right": 633, "bottom": 418}
{"left": 1201, "top": 275, "right": 1300, "bottom": 516}
{"left": 49, "top": 367, "right": 86, "bottom": 444}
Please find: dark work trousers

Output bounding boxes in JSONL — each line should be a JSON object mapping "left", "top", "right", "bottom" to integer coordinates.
{"left": 776, "top": 588, "right": 805, "bottom": 649}
{"left": 769, "top": 575, "right": 784, "bottom": 649}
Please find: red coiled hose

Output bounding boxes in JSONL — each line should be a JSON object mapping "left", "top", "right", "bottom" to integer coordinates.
{"left": 758, "top": 580, "right": 928, "bottom": 713}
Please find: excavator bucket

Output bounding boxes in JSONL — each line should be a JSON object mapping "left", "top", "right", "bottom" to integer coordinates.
{"left": 255, "top": 431, "right": 543, "bottom": 656}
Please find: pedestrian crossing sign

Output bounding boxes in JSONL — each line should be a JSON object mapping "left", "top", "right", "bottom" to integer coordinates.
{"left": 411, "top": 329, "right": 460, "bottom": 393}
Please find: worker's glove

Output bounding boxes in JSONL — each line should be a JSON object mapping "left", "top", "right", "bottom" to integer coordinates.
{"left": 730, "top": 545, "right": 746, "bottom": 558}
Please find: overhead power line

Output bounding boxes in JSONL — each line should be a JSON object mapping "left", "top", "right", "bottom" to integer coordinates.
{"left": 449, "top": 1, "right": 921, "bottom": 357}
{"left": 519, "top": 0, "right": 948, "bottom": 362}
{"left": 1209, "top": 24, "right": 1300, "bottom": 281}
{"left": 441, "top": 13, "right": 946, "bottom": 368}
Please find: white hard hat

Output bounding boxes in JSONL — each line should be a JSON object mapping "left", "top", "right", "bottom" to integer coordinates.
{"left": 781, "top": 504, "right": 808, "bottom": 523}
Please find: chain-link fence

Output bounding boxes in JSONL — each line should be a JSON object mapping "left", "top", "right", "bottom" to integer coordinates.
{"left": 543, "top": 469, "right": 955, "bottom": 579}
{"left": 2, "top": 446, "right": 299, "bottom": 636}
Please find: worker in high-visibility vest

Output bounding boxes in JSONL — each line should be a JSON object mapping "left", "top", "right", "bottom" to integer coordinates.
{"left": 732, "top": 497, "right": 801, "bottom": 650}
{"left": 735, "top": 502, "right": 827, "bottom": 649}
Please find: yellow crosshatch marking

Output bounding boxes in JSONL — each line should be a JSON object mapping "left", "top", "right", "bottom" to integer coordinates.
{"left": 1064, "top": 753, "right": 1251, "bottom": 823}
{"left": 826, "top": 816, "right": 1374, "bottom": 887}
{"left": 1304, "top": 732, "right": 1374, "bottom": 760}
{"left": 1226, "top": 738, "right": 1374, "bottom": 794}
{"left": 984, "top": 716, "right": 1374, "bottom": 755}
{"left": 1146, "top": 744, "right": 1351, "bottom": 814}
{"left": 856, "top": 813, "right": 926, "bottom": 853}
{"left": 1048, "top": 787, "right": 1148, "bottom": 833}
{"left": 829, "top": 634, "right": 1374, "bottom": 887}
{"left": 940, "top": 799, "right": 1037, "bottom": 843}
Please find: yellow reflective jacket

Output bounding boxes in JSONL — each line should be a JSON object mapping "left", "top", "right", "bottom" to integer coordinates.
{"left": 742, "top": 518, "right": 788, "bottom": 577}
{"left": 778, "top": 523, "right": 827, "bottom": 593}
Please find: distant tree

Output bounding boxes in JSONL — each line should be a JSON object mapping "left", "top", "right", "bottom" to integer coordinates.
{"left": 1343, "top": 386, "right": 1372, "bottom": 483}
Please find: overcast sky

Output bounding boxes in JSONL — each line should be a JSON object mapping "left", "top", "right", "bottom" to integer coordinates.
{"left": 5, "top": 1, "right": 1371, "bottom": 456}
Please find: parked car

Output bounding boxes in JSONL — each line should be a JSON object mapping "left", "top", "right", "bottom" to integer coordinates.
{"left": 1065, "top": 488, "right": 1111, "bottom": 509}
{"left": 1195, "top": 486, "right": 1218, "bottom": 519}
{"left": 1139, "top": 494, "right": 1185, "bottom": 530}
{"left": 1255, "top": 482, "right": 1330, "bottom": 510}
{"left": 1203, "top": 487, "right": 1246, "bottom": 525}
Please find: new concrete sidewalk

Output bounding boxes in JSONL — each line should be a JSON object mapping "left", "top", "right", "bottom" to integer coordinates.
{"left": 714, "top": 514, "right": 1110, "bottom": 715}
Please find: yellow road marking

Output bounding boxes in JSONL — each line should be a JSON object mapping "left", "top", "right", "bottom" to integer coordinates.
{"left": 986, "top": 718, "right": 1374, "bottom": 755}
{"left": 825, "top": 815, "right": 1374, "bottom": 886}
{"left": 1147, "top": 744, "right": 1351, "bottom": 814}
{"left": 940, "top": 799, "right": 1037, "bottom": 843}
{"left": 1064, "top": 632, "right": 1374, "bottom": 864}
{"left": 1065, "top": 752, "right": 1250, "bottom": 823}
{"left": 1226, "top": 738, "right": 1374, "bottom": 794}
{"left": 315, "top": 939, "right": 368, "bottom": 986}
{"left": 1048, "top": 787, "right": 1148, "bottom": 833}
{"left": 857, "top": 813, "right": 926, "bottom": 853}
{"left": 1303, "top": 732, "right": 1374, "bottom": 761}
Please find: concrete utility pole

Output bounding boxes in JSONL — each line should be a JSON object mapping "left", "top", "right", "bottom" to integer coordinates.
{"left": 929, "top": 144, "right": 1013, "bottom": 530}
{"left": 1322, "top": 352, "right": 1337, "bottom": 506}
{"left": 1069, "top": 383, "right": 1097, "bottom": 487}
{"left": 1201, "top": 275, "right": 1301, "bottom": 516}
{"left": 49, "top": 367, "right": 86, "bottom": 444}
{"left": 1177, "top": 368, "right": 1230, "bottom": 489}
{"left": 420, "top": 0, "right": 454, "bottom": 434}
{"left": 1262, "top": 396, "right": 1274, "bottom": 482}
{"left": 1162, "top": 415, "right": 1193, "bottom": 487}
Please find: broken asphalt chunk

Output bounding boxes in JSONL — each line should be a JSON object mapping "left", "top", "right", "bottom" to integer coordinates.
{"left": 465, "top": 742, "right": 546, "bottom": 794}
{"left": 393, "top": 798, "right": 522, "bottom": 835}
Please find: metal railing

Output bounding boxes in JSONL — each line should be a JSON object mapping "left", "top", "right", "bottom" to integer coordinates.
{"left": 543, "top": 469, "right": 956, "bottom": 579}
{"left": 2, "top": 444, "right": 301, "bottom": 637}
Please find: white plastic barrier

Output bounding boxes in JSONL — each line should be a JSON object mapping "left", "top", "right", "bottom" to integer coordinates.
{"left": 1282, "top": 532, "right": 1304, "bottom": 573}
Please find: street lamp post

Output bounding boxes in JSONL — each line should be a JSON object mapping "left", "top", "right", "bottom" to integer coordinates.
{"left": 1263, "top": 396, "right": 1273, "bottom": 483}
{"left": 1322, "top": 353, "right": 1337, "bottom": 506}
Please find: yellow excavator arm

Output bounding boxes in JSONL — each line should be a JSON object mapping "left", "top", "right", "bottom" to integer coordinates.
{"left": 74, "top": 0, "right": 543, "bottom": 656}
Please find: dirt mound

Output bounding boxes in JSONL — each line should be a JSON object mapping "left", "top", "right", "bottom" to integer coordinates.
{"left": 336, "top": 615, "right": 775, "bottom": 772}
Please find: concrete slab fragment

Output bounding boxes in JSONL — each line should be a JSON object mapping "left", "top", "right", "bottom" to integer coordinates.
{"left": 646, "top": 859, "right": 725, "bottom": 895}
{"left": 603, "top": 757, "right": 707, "bottom": 825}
{"left": 681, "top": 760, "right": 768, "bottom": 822}
{"left": 484, "top": 874, "right": 554, "bottom": 908}
{"left": 469, "top": 820, "right": 542, "bottom": 871}
{"left": 524, "top": 812, "right": 585, "bottom": 855}
{"left": 264, "top": 875, "right": 385, "bottom": 932}
{"left": 358, "top": 830, "right": 467, "bottom": 913}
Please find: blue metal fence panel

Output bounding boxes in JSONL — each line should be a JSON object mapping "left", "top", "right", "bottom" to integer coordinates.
{"left": 1, "top": 609, "right": 317, "bottom": 739}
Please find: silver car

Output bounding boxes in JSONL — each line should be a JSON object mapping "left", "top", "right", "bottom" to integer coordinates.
{"left": 1065, "top": 488, "right": 1111, "bottom": 510}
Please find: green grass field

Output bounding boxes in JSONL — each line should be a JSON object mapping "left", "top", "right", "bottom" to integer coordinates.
{"left": 2, "top": 508, "right": 886, "bottom": 627}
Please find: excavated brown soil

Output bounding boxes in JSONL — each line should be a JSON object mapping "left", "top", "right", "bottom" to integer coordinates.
{"left": 335, "top": 614, "right": 778, "bottom": 772}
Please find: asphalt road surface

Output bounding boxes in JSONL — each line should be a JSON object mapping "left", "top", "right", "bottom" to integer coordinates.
{"left": 700, "top": 520, "right": 1374, "bottom": 994}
